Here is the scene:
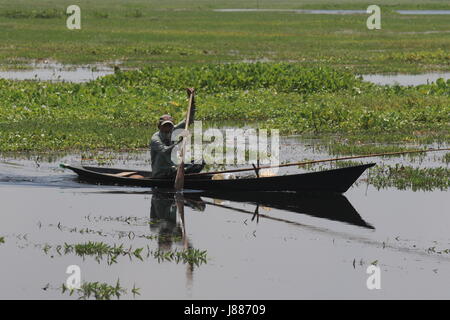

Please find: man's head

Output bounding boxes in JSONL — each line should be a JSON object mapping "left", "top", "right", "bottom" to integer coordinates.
{"left": 158, "top": 114, "right": 174, "bottom": 143}
{"left": 158, "top": 114, "right": 174, "bottom": 133}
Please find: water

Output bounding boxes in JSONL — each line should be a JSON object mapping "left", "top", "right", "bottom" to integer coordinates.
{"left": 0, "top": 139, "right": 449, "bottom": 299}
{"left": 397, "top": 10, "right": 450, "bottom": 15}
{"left": 0, "top": 61, "right": 115, "bottom": 83}
{"left": 214, "top": 9, "right": 366, "bottom": 14}
{"left": 362, "top": 73, "right": 450, "bottom": 86}
{"left": 214, "top": 9, "right": 450, "bottom": 15}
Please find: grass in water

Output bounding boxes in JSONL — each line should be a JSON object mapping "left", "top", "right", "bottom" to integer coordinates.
{"left": 313, "top": 161, "right": 450, "bottom": 191}
{"left": 44, "top": 241, "right": 208, "bottom": 266}
{"left": 61, "top": 279, "right": 127, "bottom": 300}
{"left": 369, "top": 165, "right": 450, "bottom": 191}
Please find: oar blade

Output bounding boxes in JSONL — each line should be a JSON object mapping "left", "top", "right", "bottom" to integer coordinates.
{"left": 174, "top": 160, "right": 185, "bottom": 191}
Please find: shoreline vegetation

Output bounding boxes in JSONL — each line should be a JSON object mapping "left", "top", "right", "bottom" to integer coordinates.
{"left": 0, "top": 63, "right": 448, "bottom": 153}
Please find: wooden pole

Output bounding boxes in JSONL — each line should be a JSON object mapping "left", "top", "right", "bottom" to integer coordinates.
{"left": 174, "top": 89, "right": 195, "bottom": 191}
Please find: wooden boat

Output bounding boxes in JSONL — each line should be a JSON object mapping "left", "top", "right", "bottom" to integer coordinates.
{"left": 60, "top": 162, "right": 375, "bottom": 193}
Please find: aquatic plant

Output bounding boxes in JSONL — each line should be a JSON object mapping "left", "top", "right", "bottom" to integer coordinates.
{"left": 151, "top": 248, "right": 208, "bottom": 266}
{"left": 61, "top": 279, "right": 128, "bottom": 300}
{"left": 306, "top": 161, "right": 449, "bottom": 191}
{"left": 60, "top": 241, "right": 145, "bottom": 264}
{"left": 104, "top": 63, "right": 364, "bottom": 94}
{"left": 369, "top": 165, "right": 450, "bottom": 191}
{"left": 0, "top": 63, "right": 448, "bottom": 152}
{"left": 44, "top": 240, "right": 208, "bottom": 265}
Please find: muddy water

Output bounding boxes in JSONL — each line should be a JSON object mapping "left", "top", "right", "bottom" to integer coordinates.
{"left": 0, "top": 138, "right": 449, "bottom": 299}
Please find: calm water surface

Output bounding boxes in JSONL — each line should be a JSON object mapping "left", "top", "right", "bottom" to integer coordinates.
{"left": 362, "top": 73, "right": 450, "bottom": 86}
{"left": 214, "top": 9, "right": 450, "bottom": 15}
{"left": 0, "top": 61, "right": 115, "bottom": 82}
{"left": 0, "top": 138, "right": 448, "bottom": 299}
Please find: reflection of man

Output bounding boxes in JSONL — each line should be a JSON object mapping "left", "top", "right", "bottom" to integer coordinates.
{"left": 149, "top": 88, "right": 204, "bottom": 178}
{"left": 149, "top": 192, "right": 205, "bottom": 250}
{"left": 150, "top": 192, "right": 181, "bottom": 250}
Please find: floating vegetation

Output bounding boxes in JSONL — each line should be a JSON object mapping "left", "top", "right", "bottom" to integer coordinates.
{"left": 61, "top": 279, "right": 128, "bottom": 300}
{"left": 369, "top": 165, "right": 450, "bottom": 191}
{"left": 46, "top": 241, "right": 145, "bottom": 265}
{"left": 48, "top": 221, "right": 180, "bottom": 242}
{"left": 110, "top": 63, "right": 363, "bottom": 94}
{"left": 307, "top": 161, "right": 449, "bottom": 191}
{"left": 0, "top": 63, "right": 448, "bottom": 152}
{"left": 0, "top": 237, "right": 4, "bottom": 244}
{"left": 43, "top": 241, "right": 208, "bottom": 266}
{"left": 444, "top": 153, "right": 450, "bottom": 164}
{"left": 152, "top": 248, "right": 208, "bottom": 266}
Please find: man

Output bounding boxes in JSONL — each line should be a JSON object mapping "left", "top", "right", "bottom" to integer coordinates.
{"left": 150, "top": 88, "right": 204, "bottom": 178}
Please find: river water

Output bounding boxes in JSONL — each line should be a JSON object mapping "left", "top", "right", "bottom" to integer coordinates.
{"left": 0, "top": 138, "right": 448, "bottom": 299}
{"left": 214, "top": 9, "right": 450, "bottom": 15}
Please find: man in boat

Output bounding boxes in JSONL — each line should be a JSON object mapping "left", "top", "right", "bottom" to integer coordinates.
{"left": 150, "top": 88, "right": 205, "bottom": 178}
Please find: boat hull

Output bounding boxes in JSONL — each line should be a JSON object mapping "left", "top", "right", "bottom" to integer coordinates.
{"left": 61, "top": 163, "right": 375, "bottom": 193}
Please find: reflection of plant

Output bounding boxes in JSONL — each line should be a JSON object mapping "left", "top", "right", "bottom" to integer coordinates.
{"left": 62, "top": 279, "right": 128, "bottom": 300}
{"left": 131, "top": 284, "right": 140, "bottom": 298}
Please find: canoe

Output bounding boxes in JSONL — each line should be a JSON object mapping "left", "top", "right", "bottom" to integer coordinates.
{"left": 60, "top": 162, "right": 375, "bottom": 193}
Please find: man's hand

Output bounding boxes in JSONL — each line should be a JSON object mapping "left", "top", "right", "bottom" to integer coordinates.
{"left": 175, "top": 129, "right": 190, "bottom": 144}
{"left": 186, "top": 88, "right": 195, "bottom": 97}
{"left": 178, "top": 129, "right": 190, "bottom": 139}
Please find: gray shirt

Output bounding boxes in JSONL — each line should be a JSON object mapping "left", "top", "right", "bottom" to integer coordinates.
{"left": 150, "top": 121, "right": 185, "bottom": 178}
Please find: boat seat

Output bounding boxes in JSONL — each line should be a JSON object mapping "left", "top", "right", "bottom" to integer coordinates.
{"left": 106, "top": 171, "right": 138, "bottom": 177}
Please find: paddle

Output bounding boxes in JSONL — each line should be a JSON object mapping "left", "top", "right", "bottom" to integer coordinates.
{"left": 174, "top": 88, "right": 195, "bottom": 191}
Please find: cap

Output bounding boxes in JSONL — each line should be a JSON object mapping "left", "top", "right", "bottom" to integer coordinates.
{"left": 158, "top": 114, "right": 174, "bottom": 127}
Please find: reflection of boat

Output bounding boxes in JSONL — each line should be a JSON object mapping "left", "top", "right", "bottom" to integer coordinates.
{"left": 189, "top": 191, "right": 374, "bottom": 229}
{"left": 60, "top": 163, "right": 375, "bottom": 193}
